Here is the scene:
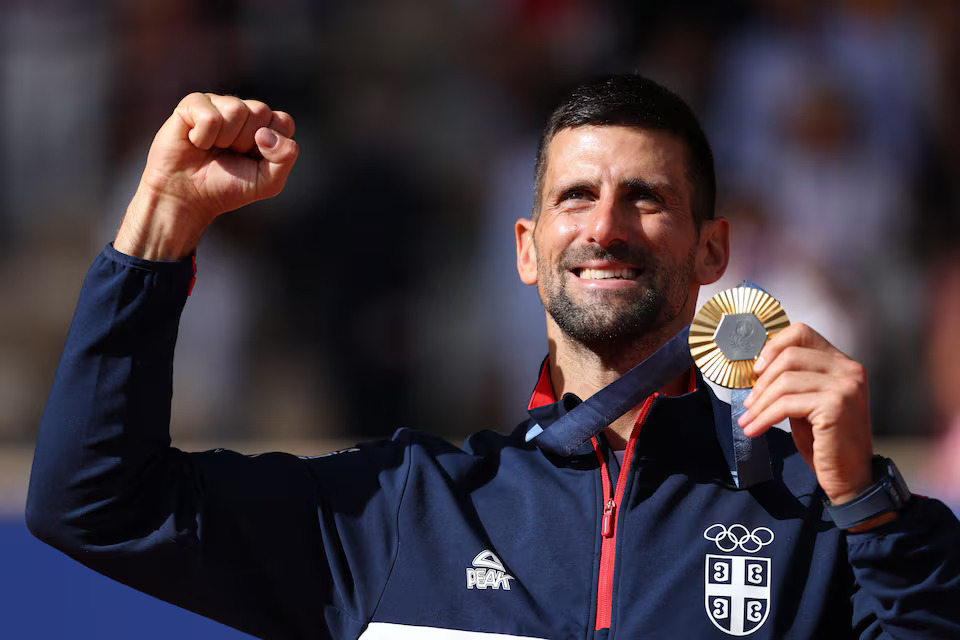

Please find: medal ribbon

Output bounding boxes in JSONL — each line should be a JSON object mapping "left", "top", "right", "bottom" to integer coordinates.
{"left": 526, "top": 281, "right": 775, "bottom": 488}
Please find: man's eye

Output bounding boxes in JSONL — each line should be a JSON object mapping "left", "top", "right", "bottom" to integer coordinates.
{"left": 562, "top": 190, "right": 588, "bottom": 201}
{"left": 630, "top": 190, "right": 659, "bottom": 204}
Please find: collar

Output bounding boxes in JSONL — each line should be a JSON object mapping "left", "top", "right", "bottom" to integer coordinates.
{"left": 524, "top": 356, "right": 746, "bottom": 487}
{"left": 526, "top": 357, "right": 698, "bottom": 412}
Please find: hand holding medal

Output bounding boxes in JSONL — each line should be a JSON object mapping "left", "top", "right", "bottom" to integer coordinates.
{"left": 529, "top": 281, "right": 877, "bottom": 506}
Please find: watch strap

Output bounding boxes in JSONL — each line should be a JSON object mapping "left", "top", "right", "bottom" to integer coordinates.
{"left": 824, "top": 455, "right": 909, "bottom": 529}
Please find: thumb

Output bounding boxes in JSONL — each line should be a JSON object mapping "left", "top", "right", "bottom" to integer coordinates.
{"left": 254, "top": 127, "right": 299, "bottom": 198}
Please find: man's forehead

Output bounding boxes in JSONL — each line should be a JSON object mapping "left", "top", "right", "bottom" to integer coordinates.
{"left": 543, "top": 125, "right": 689, "bottom": 189}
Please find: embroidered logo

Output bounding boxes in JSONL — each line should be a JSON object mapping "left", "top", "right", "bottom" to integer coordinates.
{"left": 703, "top": 524, "right": 774, "bottom": 636}
{"left": 465, "top": 550, "right": 514, "bottom": 590}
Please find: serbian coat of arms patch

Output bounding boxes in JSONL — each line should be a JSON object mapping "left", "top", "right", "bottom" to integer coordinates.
{"left": 703, "top": 524, "right": 774, "bottom": 636}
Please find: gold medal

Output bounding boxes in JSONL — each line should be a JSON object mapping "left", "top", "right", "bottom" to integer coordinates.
{"left": 689, "top": 285, "right": 790, "bottom": 388}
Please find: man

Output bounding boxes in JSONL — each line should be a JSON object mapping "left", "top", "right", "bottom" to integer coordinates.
{"left": 27, "top": 75, "right": 960, "bottom": 638}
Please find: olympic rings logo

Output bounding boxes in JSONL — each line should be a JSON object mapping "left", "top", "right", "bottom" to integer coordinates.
{"left": 703, "top": 523, "right": 775, "bottom": 553}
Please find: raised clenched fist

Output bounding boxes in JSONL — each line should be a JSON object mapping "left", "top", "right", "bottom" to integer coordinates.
{"left": 115, "top": 93, "right": 299, "bottom": 261}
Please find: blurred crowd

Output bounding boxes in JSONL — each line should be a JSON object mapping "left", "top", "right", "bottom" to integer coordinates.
{"left": 1, "top": 0, "right": 958, "bottom": 506}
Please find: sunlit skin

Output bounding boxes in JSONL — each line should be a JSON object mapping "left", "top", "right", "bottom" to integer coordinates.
{"left": 514, "top": 126, "right": 884, "bottom": 525}
{"left": 114, "top": 92, "right": 298, "bottom": 261}
{"left": 515, "top": 126, "right": 730, "bottom": 448}
{"left": 112, "top": 94, "right": 887, "bottom": 528}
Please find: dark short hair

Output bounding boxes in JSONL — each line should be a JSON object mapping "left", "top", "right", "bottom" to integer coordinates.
{"left": 533, "top": 74, "right": 716, "bottom": 226}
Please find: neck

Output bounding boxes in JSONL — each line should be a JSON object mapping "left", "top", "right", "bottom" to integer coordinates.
{"left": 546, "top": 323, "right": 691, "bottom": 449}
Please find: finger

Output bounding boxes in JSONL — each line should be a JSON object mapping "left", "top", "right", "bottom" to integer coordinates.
{"left": 206, "top": 94, "right": 251, "bottom": 149}
{"left": 740, "top": 391, "right": 823, "bottom": 437}
{"left": 268, "top": 110, "right": 296, "bottom": 138}
{"left": 743, "top": 370, "right": 864, "bottom": 437}
{"left": 175, "top": 92, "right": 223, "bottom": 151}
{"left": 746, "top": 345, "right": 838, "bottom": 408}
{"left": 740, "top": 370, "right": 830, "bottom": 429}
{"left": 254, "top": 128, "right": 299, "bottom": 199}
{"left": 230, "top": 100, "right": 275, "bottom": 154}
{"left": 754, "top": 323, "right": 840, "bottom": 375}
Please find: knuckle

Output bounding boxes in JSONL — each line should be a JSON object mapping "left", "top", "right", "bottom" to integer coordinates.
{"left": 197, "top": 111, "right": 222, "bottom": 129}
{"left": 837, "top": 360, "right": 867, "bottom": 389}
{"left": 220, "top": 98, "right": 247, "bottom": 120}
{"left": 847, "top": 360, "right": 867, "bottom": 383}
{"left": 776, "top": 371, "right": 800, "bottom": 394}
{"left": 180, "top": 91, "right": 206, "bottom": 106}
{"left": 837, "top": 378, "right": 858, "bottom": 399}
{"left": 271, "top": 111, "right": 295, "bottom": 133}
{"left": 780, "top": 345, "right": 801, "bottom": 365}
{"left": 246, "top": 100, "right": 270, "bottom": 117}
{"left": 247, "top": 103, "right": 273, "bottom": 127}
{"left": 781, "top": 322, "right": 805, "bottom": 341}
{"left": 791, "top": 322, "right": 824, "bottom": 345}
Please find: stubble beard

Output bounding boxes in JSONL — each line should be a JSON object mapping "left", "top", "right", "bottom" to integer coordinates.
{"left": 539, "top": 244, "right": 695, "bottom": 355}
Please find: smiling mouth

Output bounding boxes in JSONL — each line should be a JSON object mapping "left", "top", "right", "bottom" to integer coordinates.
{"left": 573, "top": 268, "right": 640, "bottom": 280}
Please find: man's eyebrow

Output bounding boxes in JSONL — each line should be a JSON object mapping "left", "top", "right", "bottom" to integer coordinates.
{"left": 620, "top": 177, "right": 682, "bottom": 202}
{"left": 548, "top": 179, "right": 599, "bottom": 199}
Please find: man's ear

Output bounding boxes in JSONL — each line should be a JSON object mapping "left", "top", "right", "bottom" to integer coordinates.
{"left": 516, "top": 217, "right": 538, "bottom": 285}
{"left": 696, "top": 217, "right": 730, "bottom": 285}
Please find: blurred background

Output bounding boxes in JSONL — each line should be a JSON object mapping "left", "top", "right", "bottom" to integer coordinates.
{"left": 1, "top": 0, "right": 959, "bottom": 636}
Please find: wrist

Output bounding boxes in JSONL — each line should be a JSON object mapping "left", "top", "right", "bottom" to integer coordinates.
{"left": 822, "top": 471, "right": 873, "bottom": 507}
{"left": 823, "top": 456, "right": 910, "bottom": 531}
{"left": 115, "top": 186, "right": 210, "bottom": 261}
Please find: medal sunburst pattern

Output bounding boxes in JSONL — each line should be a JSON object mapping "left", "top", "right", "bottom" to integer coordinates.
{"left": 689, "top": 286, "right": 790, "bottom": 389}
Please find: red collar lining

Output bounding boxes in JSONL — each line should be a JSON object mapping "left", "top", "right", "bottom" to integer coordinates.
{"left": 526, "top": 358, "right": 698, "bottom": 411}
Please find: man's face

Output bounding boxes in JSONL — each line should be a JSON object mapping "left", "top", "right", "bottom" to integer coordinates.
{"left": 517, "top": 125, "right": 719, "bottom": 350}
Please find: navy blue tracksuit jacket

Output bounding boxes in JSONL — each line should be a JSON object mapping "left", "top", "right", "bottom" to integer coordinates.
{"left": 26, "top": 247, "right": 960, "bottom": 639}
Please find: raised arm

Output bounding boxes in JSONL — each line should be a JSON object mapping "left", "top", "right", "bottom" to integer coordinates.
{"left": 25, "top": 97, "right": 406, "bottom": 638}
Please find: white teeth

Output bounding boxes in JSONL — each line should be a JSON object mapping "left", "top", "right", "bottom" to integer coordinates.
{"left": 578, "top": 268, "right": 638, "bottom": 280}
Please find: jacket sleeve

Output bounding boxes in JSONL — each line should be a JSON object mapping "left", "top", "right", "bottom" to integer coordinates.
{"left": 847, "top": 496, "right": 960, "bottom": 639}
{"left": 25, "top": 246, "right": 411, "bottom": 640}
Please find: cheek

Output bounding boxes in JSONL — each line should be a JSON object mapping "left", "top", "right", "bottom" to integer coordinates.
{"left": 536, "top": 220, "right": 581, "bottom": 265}
{"left": 546, "top": 221, "right": 583, "bottom": 261}
{"left": 553, "top": 219, "right": 583, "bottom": 238}
{"left": 646, "top": 220, "right": 697, "bottom": 255}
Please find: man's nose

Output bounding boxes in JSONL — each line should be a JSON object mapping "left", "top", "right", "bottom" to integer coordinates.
{"left": 585, "top": 197, "right": 630, "bottom": 247}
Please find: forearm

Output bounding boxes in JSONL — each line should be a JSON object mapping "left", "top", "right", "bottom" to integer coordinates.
{"left": 22, "top": 247, "right": 352, "bottom": 637}
{"left": 114, "top": 184, "right": 210, "bottom": 261}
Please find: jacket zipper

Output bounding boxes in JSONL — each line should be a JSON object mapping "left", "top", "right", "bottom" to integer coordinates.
{"left": 593, "top": 394, "right": 657, "bottom": 632}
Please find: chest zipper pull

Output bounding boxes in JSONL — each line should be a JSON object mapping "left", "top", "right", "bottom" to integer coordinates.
{"left": 602, "top": 499, "right": 616, "bottom": 537}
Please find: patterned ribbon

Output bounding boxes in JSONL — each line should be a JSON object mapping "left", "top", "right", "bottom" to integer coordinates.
{"left": 526, "top": 283, "right": 774, "bottom": 488}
